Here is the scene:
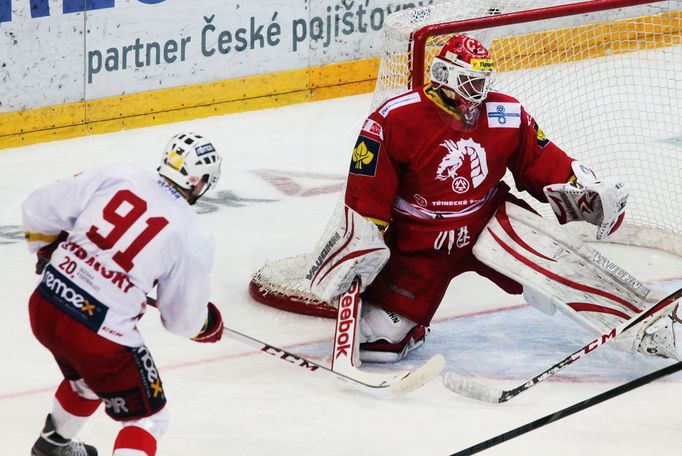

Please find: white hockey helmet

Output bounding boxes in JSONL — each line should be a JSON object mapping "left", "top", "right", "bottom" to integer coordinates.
{"left": 158, "top": 132, "right": 221, "bottom": 203}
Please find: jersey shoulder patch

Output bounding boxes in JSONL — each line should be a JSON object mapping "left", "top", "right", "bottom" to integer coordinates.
{"left": 360, "top": 118, "right": 384, "bottom": 140}
{"left": 350, "top": 136, "right": 380, "bottom": 177}
{"left": 485, "top": 101, "right": 522, "bottom": 129}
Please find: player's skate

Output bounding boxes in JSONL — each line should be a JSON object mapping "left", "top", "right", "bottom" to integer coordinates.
{"left": 359, "top": 303, "right": 429, "bottom": 363}
{"left": 31, "top": 414, "right": 97, "bottom": 456}
{"left": 637, "top": 304, "right": 680, "bottom": 360}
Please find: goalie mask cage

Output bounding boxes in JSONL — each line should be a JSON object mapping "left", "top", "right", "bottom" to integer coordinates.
{"left": 250, "top": 0, "right": 682, "bottom": 318}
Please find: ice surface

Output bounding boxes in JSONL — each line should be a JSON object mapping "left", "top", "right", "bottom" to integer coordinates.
{"left": 1, "top": 93, "right": 681, "bottom": 455}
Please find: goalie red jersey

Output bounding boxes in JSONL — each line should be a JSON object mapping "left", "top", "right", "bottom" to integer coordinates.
{"left": 308, "top": 33, "right": 629, "bottom": 365}
{"left": 345, "top": 84, "right": 575, "bottom": 253}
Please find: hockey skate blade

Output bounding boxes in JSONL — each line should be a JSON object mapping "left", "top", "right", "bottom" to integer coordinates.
{"left": 442, "top": 371, "right": 504, "bottom": 403}
{"left": 390, "top": 354, "right": 446, "bottom": 396}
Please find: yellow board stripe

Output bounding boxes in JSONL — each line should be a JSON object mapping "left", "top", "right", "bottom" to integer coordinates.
{"left": 0, "top": 58, "right": 380, "bottom": 150}
{"left": 493, "top": 11, "right": 682, "bottom": 71}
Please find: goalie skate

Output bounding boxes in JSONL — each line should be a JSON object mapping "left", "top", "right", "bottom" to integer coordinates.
{"left": 637, "top": 304, "right": 680, "bottom": 360}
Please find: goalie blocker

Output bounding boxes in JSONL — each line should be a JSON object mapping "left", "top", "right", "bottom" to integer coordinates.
{"left": 474, "top": 201, "right": 681, "bottom": 360}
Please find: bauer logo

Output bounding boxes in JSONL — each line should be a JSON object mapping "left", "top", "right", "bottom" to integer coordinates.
{"left": 350, "top": 136, "right": 379, "bottom": 177}
{"left": 38, "top": 265, "right": 108, "bottom": 332}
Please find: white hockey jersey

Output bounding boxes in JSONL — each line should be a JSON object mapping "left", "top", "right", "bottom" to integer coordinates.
{"left": 22, "top": 163, "right": 215, "bottom": 347}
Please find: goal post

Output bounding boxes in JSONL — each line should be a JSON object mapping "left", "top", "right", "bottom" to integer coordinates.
{"left": 250, "top": 0, "right": 682, "bottom": 318}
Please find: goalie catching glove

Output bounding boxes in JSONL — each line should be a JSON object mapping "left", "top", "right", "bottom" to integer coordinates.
{"left": 305, "top": 205, "right": 390, "bottom": 304}
{"left": 543, "top": 161, "right": 628, "bottom": 240}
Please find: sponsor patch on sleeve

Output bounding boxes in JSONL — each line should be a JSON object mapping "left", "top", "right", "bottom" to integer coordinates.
{"left": 361, "top": 118, "right": 384, "bottom": 139}
{"left": 378, "top": 92, "right": 421, "bottom": 118}
{"left": 350, "top": 136, "right": 380, "bottom": 177}
{"left": 533, "top": 122, "right": 550, "bottom": 148}
{"left": 486, "top": 102, "right": 522, "bottom": 128}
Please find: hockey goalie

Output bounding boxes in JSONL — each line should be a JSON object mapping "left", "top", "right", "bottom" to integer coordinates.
{"left": 303, "top": 33, "right": 680, "bottom": 364}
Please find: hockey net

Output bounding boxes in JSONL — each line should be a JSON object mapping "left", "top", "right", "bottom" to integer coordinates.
{"left": 250, "top": 0, "right": 682, "bottom": 318}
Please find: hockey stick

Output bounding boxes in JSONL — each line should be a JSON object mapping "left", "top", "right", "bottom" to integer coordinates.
{"left": 450, "top": 361, "right": 682, "bottom": 456}
{"left": 223, "top": 325, "right": 444, "bottom": 396}
{"left": 442, "top": 286, "right": 682, "bottom": 403}
{"left": 146, "top": 297, "right": 444, "bottom": 396}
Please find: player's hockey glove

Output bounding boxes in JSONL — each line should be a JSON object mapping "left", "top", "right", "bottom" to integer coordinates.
{"left": 543, "top": 161, "right": 628, "bottom": 240}
{"left": 192, "top": 302, "right": 223, "bottom": 343}
{"left": 34, "top": 231, "right": 68, "bottom": 275}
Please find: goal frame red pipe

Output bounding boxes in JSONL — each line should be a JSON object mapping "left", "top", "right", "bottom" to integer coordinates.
{"left": 410, "top": 0, "right": 667, "bottom": 88}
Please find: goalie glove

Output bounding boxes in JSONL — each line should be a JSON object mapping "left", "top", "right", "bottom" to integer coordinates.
{"left": 306, "top": 205, "right": 390, "bottom": 304}
{"left": 543, "top": 161, "right": 628, "bottom": 240}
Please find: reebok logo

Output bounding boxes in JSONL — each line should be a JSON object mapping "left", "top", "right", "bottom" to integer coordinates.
{"left": 334, "top": 279, "right": 361, "bottom": 361}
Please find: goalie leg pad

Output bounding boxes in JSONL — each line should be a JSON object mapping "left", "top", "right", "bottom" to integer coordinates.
{"left": 473, "top": 201, "right": 654, "bottom": 353}
{"left": 305, "top": 205, "right": 390, "bottom": 303}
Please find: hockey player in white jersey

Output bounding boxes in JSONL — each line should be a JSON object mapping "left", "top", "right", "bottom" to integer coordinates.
{"left": 23, "top": 132, "right": 223, "bottom": 456}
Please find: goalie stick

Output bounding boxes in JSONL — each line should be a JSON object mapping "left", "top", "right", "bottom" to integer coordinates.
{"left": 146, "top": 297, "right": 444, "bottom": 396}
{"left": 450, "top": 361, "right": 682, "bottom": 456}
{"left": 330, "top": 276, "right": 445, "bottom": 394}
{"left": 442, "top": 286, "right": 682, "bottom": 403}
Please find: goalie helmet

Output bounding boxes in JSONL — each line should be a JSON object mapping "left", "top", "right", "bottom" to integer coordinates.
{"left": 430, "top": 34, "right": 494, "bottom": 123}
{"left": 158, "top": 132, "right": 222, "bottom": 204}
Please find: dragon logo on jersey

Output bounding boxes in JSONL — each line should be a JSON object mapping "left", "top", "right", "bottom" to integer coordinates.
{"left": 435, "top": 138, "right": 488, "bottom": 194}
